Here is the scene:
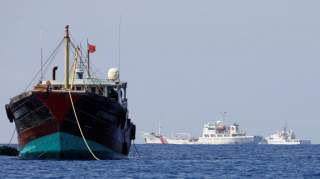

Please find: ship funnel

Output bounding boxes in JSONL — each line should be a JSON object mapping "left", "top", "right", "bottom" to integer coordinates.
{"left": 52, "top": 66, "right": 58, "bottom": 80}
{"left": 107, "top": 68, "right": 119, "bottom": 81}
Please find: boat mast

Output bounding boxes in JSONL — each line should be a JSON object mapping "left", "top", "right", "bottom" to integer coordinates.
{"left": 158, "top": 121, "right": 161, "bottom": 135}
{"left": 221, "top": 112, "right": 227, "bottom": 122}
{"left": 64, "top": 25, "right": 70, "bottom": 89}
{"left": 40, "top": 47, "right": 43, "bottom": 81}
{"left": 118, "top": 16, "right": 122, "bottom": 79}
{"left": 86, "top": 39, "right": 90, "bottom": 78}
{"left": 40, "top": 29, "right": 43, "bottom": 82}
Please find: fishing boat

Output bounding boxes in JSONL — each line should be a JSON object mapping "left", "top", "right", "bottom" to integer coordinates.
{"left": 5, "top": 26, "right": 136, "bottom": 159}
{"left": 263, "top": 127, "right": 311, "bottom": 145}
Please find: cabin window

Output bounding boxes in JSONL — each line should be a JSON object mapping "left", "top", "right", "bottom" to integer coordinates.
{"left": 104, "top": 87, "right": 108, "bottom": 97}
{"left": 107, "top": 87, "right": 118, "bottom": 100}
{"left": 204, "top": 134, "right": 209, "bottom": 137}
{"left": 76, "top": 86, "right": 82, "bottom": 91}
{"left": 120, "top": 88, "right": 126, "bottom": 99}
{"left": 91, "top": 87, "right": 96, "bottom": 93}
{"left": 97, "top": 87, "right": 103, "bottom": 95}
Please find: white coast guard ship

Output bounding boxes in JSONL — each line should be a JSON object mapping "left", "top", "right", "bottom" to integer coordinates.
{"left": 143, "top": 132, "right": 168, "bottom": 144}
{"left": 197, "top": 121, "right": 254, "bottom": 144}
{"left": 143, "top": 122, "right": 168, "bottom": 144}
{"left": 263, "top": 127, "right": 311, "bottom": 145}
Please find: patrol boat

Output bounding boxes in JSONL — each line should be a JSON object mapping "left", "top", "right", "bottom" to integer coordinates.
{"left": 143, "top": 122, "right": 168, "bottom": 144}
{"left": 263, "top": 127, "right": 311, "bottom": 145}
{"left": 143, "top": 132, "right": 168, "bottom": 144}
{"left": 197, "top": 121, "right": 254, "bottom": 144}
{"left": 5, "top": 26, "right": 136, "bottom": 159}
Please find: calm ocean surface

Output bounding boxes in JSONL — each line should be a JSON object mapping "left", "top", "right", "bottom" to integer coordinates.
{"left": 1, "top": 144, "right": 320, "bottom": 178}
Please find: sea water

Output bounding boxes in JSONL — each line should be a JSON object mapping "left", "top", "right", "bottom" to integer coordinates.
{"left": 0, "top": 144, "right": 320, "bottom": 178}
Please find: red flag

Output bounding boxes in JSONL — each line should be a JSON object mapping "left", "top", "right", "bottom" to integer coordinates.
{"left": 88, "top": 43, "right": 96, "bottom": 53}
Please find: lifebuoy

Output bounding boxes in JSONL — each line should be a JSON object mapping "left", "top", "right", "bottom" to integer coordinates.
{"left": 122, "top": 142, "right": 128, "bottom": 155}
{"left": 130, "top": 124, "right": 136, "bottom": 140}
{"left": 119, "top": 118, "right": 125, "bottom": 129}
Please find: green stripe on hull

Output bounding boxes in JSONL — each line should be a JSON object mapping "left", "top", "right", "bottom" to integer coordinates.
{"left": 19, "top": 132, "right": 125, "bottom": 160}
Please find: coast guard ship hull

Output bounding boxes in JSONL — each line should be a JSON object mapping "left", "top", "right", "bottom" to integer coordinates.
{"left": 197, "top": 136, "right": 254, "bottom": 144}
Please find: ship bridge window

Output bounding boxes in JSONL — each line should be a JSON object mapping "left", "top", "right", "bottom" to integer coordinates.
{"left": 91, "top": 87, "right": 96, "bottom": 93}
{"left": 97, "top": 87, "right": 103, "bottom": 95}
{"left": 204, "top": 134, "right": 209, "bottom": 137}
{"left": 107, "top": 87, "right": 118, "bottom": 100}
{"left": 120, "top": 88, "right": 126, "bottom": 100}
{"left": 53, "top": 85, "right": 62, "bottom": 90}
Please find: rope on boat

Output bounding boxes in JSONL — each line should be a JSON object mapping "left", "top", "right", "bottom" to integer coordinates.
{"left": 24, "top": 38, "right": 64, "bottom": 92}
{"left": 68, "top": 90, "right": 100, "bottom": 160}
{"left": 7, "top": 128, "right": 16, "bottom": 146}
{"left": 0, "top": 128, "right": 18, "bottom": 156}
{"left": 132, "top": 140, "right": 141, "bottom": 159}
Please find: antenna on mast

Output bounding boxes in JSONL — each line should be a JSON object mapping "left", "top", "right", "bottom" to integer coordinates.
{"left": 158, "top": 121, "right": 161, "bottom": 135}
{"left": 221, "top": 112, "right": 227, "bottom": 122}
{"left": 87, "top": 38, "right": 90, "bottom": 78}
{"left": 118, "top": 16, "right": 122, "bottom": 79}
{"left": 40, "top": 29, "right": 43, "bottom": 82}
{"left": 40, "top": 48, "right": 43, "bottom": 81}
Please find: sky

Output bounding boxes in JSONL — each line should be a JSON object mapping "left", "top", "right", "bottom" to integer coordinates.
{"left": 1, "top": 0, "right": 320, "bottom": 144}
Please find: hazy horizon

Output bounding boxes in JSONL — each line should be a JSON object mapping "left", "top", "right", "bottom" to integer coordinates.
{"left": 1, "top": 0, "right": 320, "bottom": 144}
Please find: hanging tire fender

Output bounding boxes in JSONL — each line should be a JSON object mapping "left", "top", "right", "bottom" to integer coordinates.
{"left": 5, "top": 104, "right": 14, "bottom": 123}
{"left": 119, "top": 112, "right": 127, "bottom": 129}
{"left": 122, "top": 142, "right": 128, "bottom": 155}
{"left": 130, "top": 124, "right": 136, "bottom": 140}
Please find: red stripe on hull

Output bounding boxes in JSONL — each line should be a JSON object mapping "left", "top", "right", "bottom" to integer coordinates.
{"left": 36, "top": 92, "right": 79, "bottom": 122}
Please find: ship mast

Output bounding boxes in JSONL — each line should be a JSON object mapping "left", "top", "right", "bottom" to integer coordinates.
{"left": 86, "top": 39, "right": 91, "bottom": 78}
{"left": 158, "top": 121, "right": 161, "bottom": 135}
{"left": 64, "top": 25, "right": 70, "bottom": 89}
